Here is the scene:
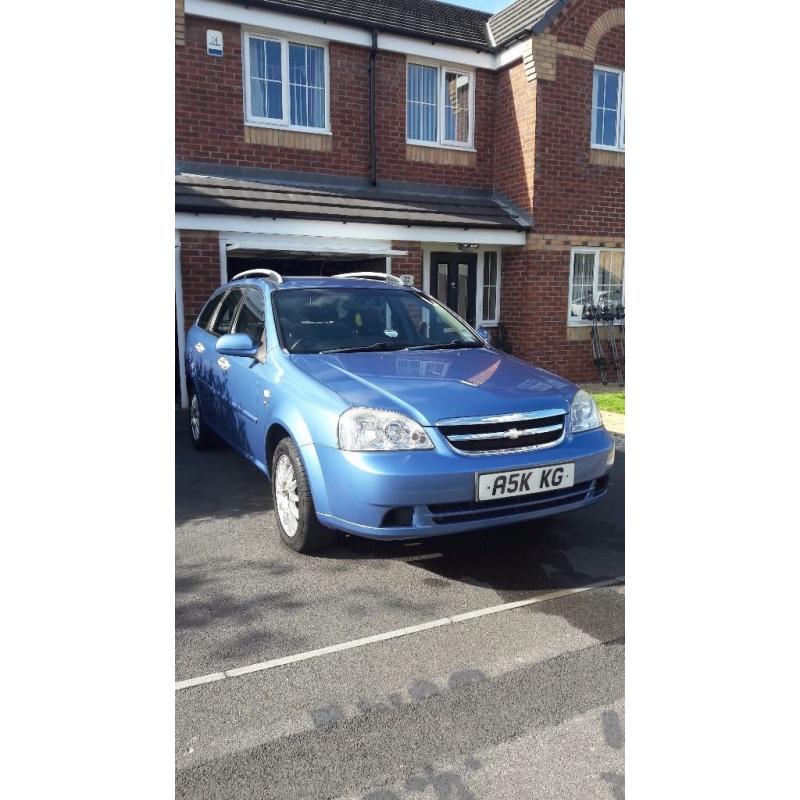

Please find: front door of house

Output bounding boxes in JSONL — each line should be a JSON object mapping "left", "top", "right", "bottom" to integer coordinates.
{"left": 428, "top": 252, "right": 478, "bottom": 327}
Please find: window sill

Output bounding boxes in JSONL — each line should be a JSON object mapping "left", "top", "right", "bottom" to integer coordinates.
{"left": 244, "top": 125, "right": 333, "bottom": 152}
{"left": 245, "top": 119, "right": 331, "bottom": 136}
{"left": 406, "top": 139, "right": 476, "bottom": 153}
{"left": 567, "top": 320, "right": 623, "bottom": 327}
{"left": 479, "top": 321, "right": 499, "bottom": 328}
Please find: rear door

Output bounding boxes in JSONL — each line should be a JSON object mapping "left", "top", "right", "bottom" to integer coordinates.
{"left": 188, "top": 289, "right": 225, "bottom": 412}
{"left": 225, "top": 286, "right": 269, "bottom": 463}
{"left": 206, "top": 288, "right": 246, "bottom": 439}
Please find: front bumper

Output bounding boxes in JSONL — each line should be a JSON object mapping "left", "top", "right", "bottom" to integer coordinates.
{"left": 308, "top": 427, "right": 615, "bottom": 539}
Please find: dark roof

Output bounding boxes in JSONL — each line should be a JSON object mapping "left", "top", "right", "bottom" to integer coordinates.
{"left": 227, "top": 0, "right": 494, "bottom": 51}
{"left": 488, "top": 0, "right": 565, "bottom": 48}
{"left": 175, "top": 165, "right": 530, "bottom": 231}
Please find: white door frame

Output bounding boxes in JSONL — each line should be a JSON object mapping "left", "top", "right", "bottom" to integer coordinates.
{"left": 175, "top": 232, "right": 189, "bottom": 409}
{"left": 421, "top": 244, "right": 502, "bottom": 327}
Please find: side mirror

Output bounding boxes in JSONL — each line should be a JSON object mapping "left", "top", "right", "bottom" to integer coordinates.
{"left": 216, "top": 333, "right": 258, "bottom": 358}
{"left": 476, "top": 326, "right": 492, "bottom": 344}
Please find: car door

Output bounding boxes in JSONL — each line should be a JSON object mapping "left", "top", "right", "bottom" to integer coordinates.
{"left": 225, "top": 286, "right": 269, "bottom": 464}
{"left": 188, "top": 289, "right": 225, "bottom": 420}
{"left": 207, "top": 287, "right": 246, "bottom": 441}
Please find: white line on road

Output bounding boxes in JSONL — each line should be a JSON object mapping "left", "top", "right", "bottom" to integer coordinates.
{"left": 175, "top": 577, "right": 624, "bottom": 691}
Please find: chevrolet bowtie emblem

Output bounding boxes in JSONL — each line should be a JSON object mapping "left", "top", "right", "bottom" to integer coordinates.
{"left": 507, "top": 428, "right": 521, "bottom": 439}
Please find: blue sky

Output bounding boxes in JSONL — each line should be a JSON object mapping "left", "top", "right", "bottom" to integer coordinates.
{"left": 443, "top": 0, "right": 510, "bottom": 12}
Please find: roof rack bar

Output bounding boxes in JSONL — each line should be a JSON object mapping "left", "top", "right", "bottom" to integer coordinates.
{"left": 231, "top": 269, "right": 283, "bottom": 285}
{"left": 336, "top": 271, "right": 404, "bottom": 286}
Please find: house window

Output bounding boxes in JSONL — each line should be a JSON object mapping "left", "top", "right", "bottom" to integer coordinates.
{"left": 481, "top": 251, "right": 500, "bottom": 324}
{"left": 591, "top": 67, "right": 624, "bottom": 150}
{"left": 568, "top": 249, "right": 624, "bottom": 324}
{"left": 244, "top": 32, "right": 328, "bottom": 131}
{"left": 407, "top": 61, "right": 473, "bottom": 148}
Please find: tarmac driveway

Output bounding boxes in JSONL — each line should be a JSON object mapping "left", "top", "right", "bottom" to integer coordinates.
{"left": 175, "top": 412, "right": 625, "bottom": 799}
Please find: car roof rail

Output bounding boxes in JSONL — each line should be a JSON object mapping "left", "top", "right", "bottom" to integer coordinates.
{"left": 231, "top": 268, "right": 283, "bottom": 285}
{"left": 335, "top": 271, "right": 404, "bottom": 286}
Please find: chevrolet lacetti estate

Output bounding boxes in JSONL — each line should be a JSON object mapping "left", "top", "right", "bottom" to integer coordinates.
{"left": 185, "top": 270, "right": 615, "bottom": 553}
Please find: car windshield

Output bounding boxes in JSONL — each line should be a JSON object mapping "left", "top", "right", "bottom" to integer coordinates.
{"left": 273, "top": 287, "right": 484, "bottom": 355}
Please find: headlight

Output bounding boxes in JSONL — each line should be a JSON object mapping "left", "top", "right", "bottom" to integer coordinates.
{"left": 338, "top": 407, "right": 434, "bottom": 451}
{"left": 570, "top": 389, "right": 602, "bottom": 433}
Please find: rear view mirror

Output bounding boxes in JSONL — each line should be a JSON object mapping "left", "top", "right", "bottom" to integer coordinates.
{"left": 216, "top": 333, "right": 258, "bottom": 358}
{"left": 476, "top": 326, "right": 492, "bottom": 343}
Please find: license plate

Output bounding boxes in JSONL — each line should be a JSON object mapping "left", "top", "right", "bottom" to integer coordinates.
{"left": 476, "top": 463, "right": 575, "bottom": 502}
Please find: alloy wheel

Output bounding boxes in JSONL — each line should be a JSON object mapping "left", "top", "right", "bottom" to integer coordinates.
{"left": 275, "top": 454, "right": 299, "bottom": 536}
{"left": 190, "top": 395, "right": 201, "bottom": 441}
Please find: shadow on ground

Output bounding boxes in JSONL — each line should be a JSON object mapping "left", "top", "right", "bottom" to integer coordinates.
{"left": 176, "top": 412, "right": 272, "bottom": 524}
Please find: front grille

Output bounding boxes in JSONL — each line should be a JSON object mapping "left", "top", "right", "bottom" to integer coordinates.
{"left": 428, "top": 480, "right": 602, "bottom": 525}
{"left": 437, "top": 410, "right": 567, "bottom": 454}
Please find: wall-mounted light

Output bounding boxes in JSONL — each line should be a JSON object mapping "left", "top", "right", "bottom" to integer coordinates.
{"left": 458, "top": 243, "right": 479, "bottom": 251}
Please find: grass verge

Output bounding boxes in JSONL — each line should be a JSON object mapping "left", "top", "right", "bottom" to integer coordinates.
{"left": 591, "top": 391, "right": 625, "bottom": 415}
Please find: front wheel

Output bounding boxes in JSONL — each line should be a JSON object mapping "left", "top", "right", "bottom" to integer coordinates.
{"left": 271, "top": 438, "right": 334, "bottom": 553}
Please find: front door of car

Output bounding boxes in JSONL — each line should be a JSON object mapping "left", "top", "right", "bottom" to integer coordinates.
{"left": 428, "top": 252, "right": 478, "bottom": 327}
{"left": 224, "top": 287, "right": 269, "bottom": 465}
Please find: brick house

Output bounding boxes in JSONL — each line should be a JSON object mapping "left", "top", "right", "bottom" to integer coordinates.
{"left": 175, "top": 0, "right": 625, "bottom": 407}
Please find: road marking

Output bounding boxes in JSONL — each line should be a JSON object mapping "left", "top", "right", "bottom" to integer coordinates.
{"left": 175, "top": 577, "right": 624, "bottom": 691}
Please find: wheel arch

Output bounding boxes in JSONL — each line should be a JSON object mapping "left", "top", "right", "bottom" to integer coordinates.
{"left": 265, "top": 420, "right": 331, "bottom": 516}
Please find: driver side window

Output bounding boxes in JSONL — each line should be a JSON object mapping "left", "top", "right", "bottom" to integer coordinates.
{"left": 233, "top": 288, "right": 265, "bottom": 345}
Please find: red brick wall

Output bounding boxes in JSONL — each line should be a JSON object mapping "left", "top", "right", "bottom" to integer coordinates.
{"left": 595, "top": 25, "right": 625, "bottom": 67}
{"left": 176, "top": 16, "right": 371, "bottom": 176}
{"left": 178, "top": 230, "right": 220, "bottom": 332}
{"left": 532, "top": 18, "right": 625, "bottom": 235}
{"left": 376, "top": 54, "right": 495, "bottom": 187}
{"left": 552, "top": 0, "right": 622, "bottom": 47}
{"left": 500, "top": 247, "right": 601, "bottom": 384}
{"left": 177, "top": 15, "right": 495, "bottom": 186}
{"left": 495, "top": 0, "right": 625, "bottom": 384}
{"left": 493, "top": 60, "right": 536, "bottom": 214}
{"left": 390, "top": 243, "right": 424, "bottom": 287}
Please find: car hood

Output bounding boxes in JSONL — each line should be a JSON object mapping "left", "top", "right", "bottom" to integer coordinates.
{"left": 290, "top": 348, "right": 576, "bottom": 426}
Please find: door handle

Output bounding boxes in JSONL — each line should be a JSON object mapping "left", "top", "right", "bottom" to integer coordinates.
{"left": 217, "top": 356, "right": 230, "bottom": 370}
{"left": 194, "top": 342, "right": 205, "bottom": 353}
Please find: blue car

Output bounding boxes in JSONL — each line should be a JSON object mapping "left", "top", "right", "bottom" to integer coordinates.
{"left": 185, "top": 270, "right": 615, "bottom": 553}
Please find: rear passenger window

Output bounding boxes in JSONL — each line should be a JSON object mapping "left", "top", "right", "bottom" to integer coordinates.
{"left": 211, "top": 289, "right": 244, "bottom": 337}
{"left": 197, "top": 291, "right": 224, "bottom": 330}
{"left": 234, "top": 288, "right": 265, "bottom": 344}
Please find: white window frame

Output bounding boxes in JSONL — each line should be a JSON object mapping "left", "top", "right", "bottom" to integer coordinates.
{"left": 567, "top": 247, "right": 625, "bottom": 326}
{"left": 591, "top": 65, "right": 624, "bottom": 152}
{"left": 478, "top": 250, "right": 501, "bottom": 325}
{"left": 242, "top": 29, "right": 331, "bottom": 134}
{"left": 406, "top": 56, "right": 476, "bottom": 151}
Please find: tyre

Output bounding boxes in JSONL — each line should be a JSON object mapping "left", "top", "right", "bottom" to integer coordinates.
{"left": 271, "top": 437, "right": 334, "bottom": 553}
{"left": 188, "top": 387, "right": 218, "bottom": 450}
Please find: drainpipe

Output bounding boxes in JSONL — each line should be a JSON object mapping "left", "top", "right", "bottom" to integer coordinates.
{"left": 369, "top": 29, "right": 378, "bottom": 186}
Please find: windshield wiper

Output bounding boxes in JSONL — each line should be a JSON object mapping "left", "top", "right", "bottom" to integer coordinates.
{"left": 404, "top": 339, "right": 484, "bottom": 351}
{"left": 318, "top": 342, "right": 408, "bottom": 354}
